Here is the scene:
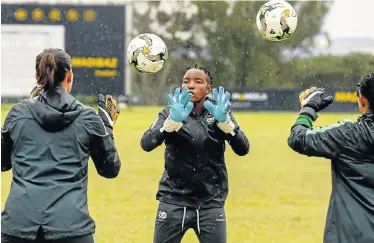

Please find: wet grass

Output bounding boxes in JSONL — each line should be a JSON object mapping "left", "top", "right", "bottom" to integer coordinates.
{"left": 1, "top": 105, "right": 359, "bottom": 243}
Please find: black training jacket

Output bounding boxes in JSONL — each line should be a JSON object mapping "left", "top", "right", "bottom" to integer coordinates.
{"left": 1, "top": 86, "right": 121, "bottom": 240}
{"left": 141, "top": 101, "right": 250, "bottom": 209}
{"left": 288, "top": 112, "right": 374, "bottom": 243}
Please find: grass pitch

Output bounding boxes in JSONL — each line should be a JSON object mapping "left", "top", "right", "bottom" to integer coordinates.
{"left": 1, "top": 105, "right": 359, "bottom": 243}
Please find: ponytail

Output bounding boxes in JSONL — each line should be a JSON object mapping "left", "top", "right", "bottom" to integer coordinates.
{"left": 34, "top": 48, "right": 72, "bottom": 93}
{"left": 38, "top": 53, "right": 57, "bottom": 91}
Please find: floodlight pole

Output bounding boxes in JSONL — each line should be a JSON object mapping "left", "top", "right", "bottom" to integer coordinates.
{"left": 125, "top": 2, "right": 133, "bottom": 100}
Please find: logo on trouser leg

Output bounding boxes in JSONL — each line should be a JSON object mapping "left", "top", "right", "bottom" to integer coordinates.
{"left": 216, "top": 212, "right": 226, "bottom": 222}
{"left": 158, "top": 210, "right": 168, "bottom": 220}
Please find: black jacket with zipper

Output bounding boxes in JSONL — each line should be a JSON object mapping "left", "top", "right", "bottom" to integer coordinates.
{"left": 288, "top": 111, "right": 374, "bottom": 243}
{"left": 1, "top": 86, "right": 121, "bottom": 240}
{"left": 141, "top": 102, "right": 250, "bottom": 209}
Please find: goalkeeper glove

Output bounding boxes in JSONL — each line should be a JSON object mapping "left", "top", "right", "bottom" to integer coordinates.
{"left": 204, "top": 86, "right": 236, "bottom": 136}
{"left": 160, "top": 87, "right": 193, "bottom": 133}
{"left": 98, "top": 94, "right": 120, "bottom": 131}
{"left": 299, "top": 87, "right": 333, "bottom": 120}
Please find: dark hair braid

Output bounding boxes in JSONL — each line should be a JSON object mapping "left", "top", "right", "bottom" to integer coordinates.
{"left": 187, "top": 64, "right": 213, "bottom": 84}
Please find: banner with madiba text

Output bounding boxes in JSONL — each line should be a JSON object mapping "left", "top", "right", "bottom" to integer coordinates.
{"left": 1, "top": 4, "right": 126, "bottom": 98}
{"left": 225, "top": 88, "right": 359, "bottom": 112}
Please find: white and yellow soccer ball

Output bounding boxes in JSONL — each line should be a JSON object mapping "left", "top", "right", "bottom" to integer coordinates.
{"left": 256, "top": 0, "right": 298, "bottom": 42}
{"left": 126, "top": 33, "right": 168, "bottom": 74}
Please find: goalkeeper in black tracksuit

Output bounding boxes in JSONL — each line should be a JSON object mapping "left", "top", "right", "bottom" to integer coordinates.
{"left": 141, "top": 66, "right": 250, "bottom": 243}
{"left": 288, "top": 72, "right": 374, "bottom": 243}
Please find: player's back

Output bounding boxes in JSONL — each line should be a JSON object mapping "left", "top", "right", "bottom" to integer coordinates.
{"left": 325, "top": 112, "right": 374, "bottom": 243}
{"left": 1, "top": 86, "right": 97, "bottom": 240}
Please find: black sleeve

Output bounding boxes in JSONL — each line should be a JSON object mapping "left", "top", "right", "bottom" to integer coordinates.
{"left": 86, "top": 111, "right": 121, "bottom": 178}
{"left": 224, "top": 111, "right": 250, "bottom": 156}
{"left": 140, "top": 108, "right": 168, "bottom": 152}
{"left": 288, "top": 114, "right": 351, "bottom": 159}
{"left": 1, "top": 106, "right": 18, "bottom": 172}
{"left": 2, "top": 129, "right": 13, "bottom": 172}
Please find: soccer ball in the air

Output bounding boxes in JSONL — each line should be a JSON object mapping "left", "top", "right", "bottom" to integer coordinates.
{"left": 256, "top": 0, "right": 298, "bottom": 41}
{"left": 127, "top": 33, "right": 168, "bottom": 74}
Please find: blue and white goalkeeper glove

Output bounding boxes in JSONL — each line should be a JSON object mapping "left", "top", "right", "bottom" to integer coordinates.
{"left": 204, "top": 86, "right": 236, "bottom": 136}
{"left": 160, "top": 88, "right": 193, "bottom": 133}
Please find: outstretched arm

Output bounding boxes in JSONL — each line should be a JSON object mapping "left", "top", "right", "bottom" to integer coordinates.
{"left": 141, "top": 88, "right": 194, "bottom": 152}
{"left": 288, "top": 114, "right": 352, "bottom": 159}
{"left": 89, "top": 94, "right": 121, "bottom": 178}
{"left": 222, "top": 112, "right": 250, "bottom": 156}
{"left": 287, "top": 86, "right": 348, "bottom": 159}
{"left": 140, "top": 109, "right": 168, "bottom": 152}
{"left": 88, "top": 113, "right": 121, "bottom": 179}
{"left": 204, "top": 86, "right": 249, "bottom": 156}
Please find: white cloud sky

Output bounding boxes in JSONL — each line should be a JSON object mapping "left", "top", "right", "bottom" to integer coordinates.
{"left": 322, "top": 0, "right": 374, "bottom": 39}
{"left": 1, "top": 0, "right": 373, "bottom": 40}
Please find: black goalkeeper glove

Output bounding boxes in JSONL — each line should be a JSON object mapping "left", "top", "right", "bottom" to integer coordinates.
{"left": 97, "top": 94, "right": 120, "bottom": 134}
{"left": 298, "top": 87, "right": 334, "bottom": 121}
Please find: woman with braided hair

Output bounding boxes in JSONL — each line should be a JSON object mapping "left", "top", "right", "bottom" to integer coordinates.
{"left": 141, "top": 65, "right": 250, "bottom": 243}
{"left": 1, "top": 48, "right": 121, "bottom": 243}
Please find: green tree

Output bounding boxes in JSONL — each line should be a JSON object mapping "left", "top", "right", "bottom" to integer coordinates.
{"left": 291, "top": 53, "right": 374, "bottom": 89}
{"left": 131, "top": 1, "right": 203, "bottom": 105}
{"left": 130, "top": 1, "right": 333, "bottom": 104}
{"left": 193, "top": 1, "right": 333, "bottom": 88}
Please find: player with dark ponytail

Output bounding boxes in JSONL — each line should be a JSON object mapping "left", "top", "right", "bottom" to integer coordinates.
{"left": 1, "top": 48, "right": 122, "bottom": 243}
{"left": 141, "top": 65, "right": 250, "bottom": 243}
{"left": 288, "top": 72, "right": 374, "bottom": 243}
{"left": 38, "top": 50, "right": 69, "bottom": 90}
{"left": 30, "top": 49, "right": 72, "bottom": 98}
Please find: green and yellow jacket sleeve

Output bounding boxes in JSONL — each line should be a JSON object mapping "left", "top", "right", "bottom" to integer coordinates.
{"left": 287, "top": 114, "right": 355, "bottom": 159}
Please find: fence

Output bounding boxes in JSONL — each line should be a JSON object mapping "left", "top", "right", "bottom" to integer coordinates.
{"left": 225, "top": 88, "right": 358, "bottom": 112}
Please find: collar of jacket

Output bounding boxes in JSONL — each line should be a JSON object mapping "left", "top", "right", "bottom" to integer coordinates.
{"left": 191, "top": 96, "right": 215, "bottom": 116}
{"left": 359, "top": 110, "right": 374, "bottom": 122}
{"left": 38, "top": 86, "right": 77, "bottom": 112}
